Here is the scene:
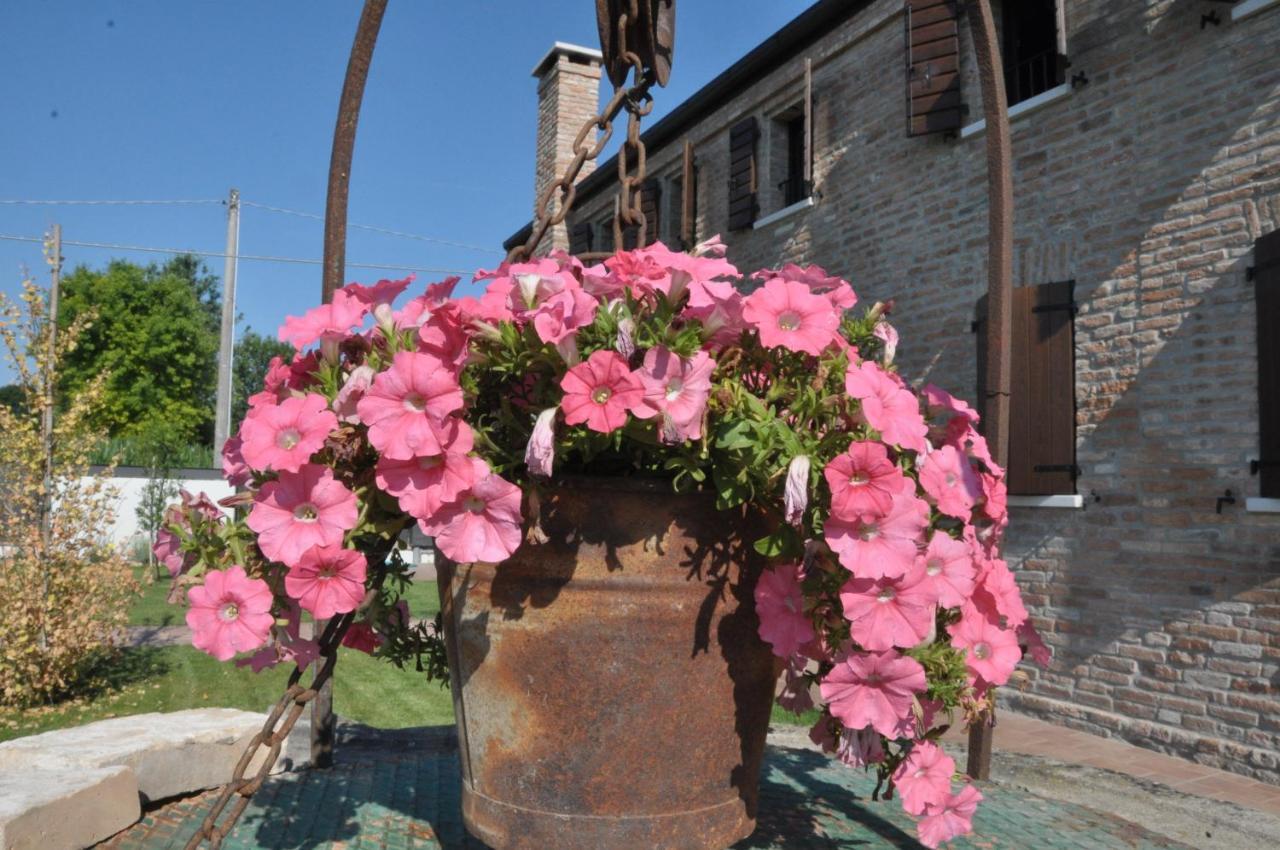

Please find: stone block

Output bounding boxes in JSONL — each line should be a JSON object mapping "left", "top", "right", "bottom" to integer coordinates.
{"left": 0, "top": 765, "right": 139, "bottom": 850}
{"left": 0, "top": 708, "right": 286, "bottom": 804}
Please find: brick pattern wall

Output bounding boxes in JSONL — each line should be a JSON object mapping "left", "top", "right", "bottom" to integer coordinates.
{"left": 534, "top": 52, "right": 602, "bottom": 255}
{"left": 547, "top": 0, "right": 1280, "bottom": 781}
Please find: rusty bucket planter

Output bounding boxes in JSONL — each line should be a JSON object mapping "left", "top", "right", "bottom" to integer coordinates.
{"left": 437, "top": 477, "right": 778, "bottom": 850}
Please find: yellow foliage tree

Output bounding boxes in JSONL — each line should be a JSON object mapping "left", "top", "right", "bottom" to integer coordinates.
{"left": 0, "top": 259, "right": 136, "bottom": 706}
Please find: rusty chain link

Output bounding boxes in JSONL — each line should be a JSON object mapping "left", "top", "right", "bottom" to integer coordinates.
{"left": 509, "top": 0, "right": 657, "bottom": 262}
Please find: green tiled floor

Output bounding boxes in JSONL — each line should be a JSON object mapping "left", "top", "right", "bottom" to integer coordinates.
{"left": 104, "top": 747, "right": 1191, "bottom": 849}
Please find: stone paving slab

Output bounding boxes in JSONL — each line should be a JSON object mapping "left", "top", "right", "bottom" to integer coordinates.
{"left": 102, "top": 746, "right": 1192, "bottom": 849}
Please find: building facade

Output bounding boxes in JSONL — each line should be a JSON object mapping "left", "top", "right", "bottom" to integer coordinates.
{"left": 510, "top": 0, "right": 1280, "bottom": 783}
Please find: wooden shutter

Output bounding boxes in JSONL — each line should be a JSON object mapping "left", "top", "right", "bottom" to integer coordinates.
{"left": 728, "top": 116, "right": 759, "bottom": 230}
{"left": 681, "top": 139, "right": 696, "bottom": 248}
{"left": 569, "top": 221, "right": 593, "bottom": 256}
{"left": 641, "top": 178, "right": 661, "bottom": 246}
{"left": 905, "top": 0, "right": 963, "bottom": 137}
{"left": 1256, "top": 229, "right": 1280, "bottom": 497}
{"left": 1008, "top": 280, "right": 1076, "bottom": 495}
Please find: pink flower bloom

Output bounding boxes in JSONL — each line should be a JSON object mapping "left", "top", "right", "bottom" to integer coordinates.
{"left": 422, "top": 473, "right": 523, "bottom": 564}
{"left": 972, "top": 558, "right": 1029, "bottom": 628}
{"left": 819, "top": 650, "right": 927, "bottom": 738}
{"left": 742, "top": 278, "right": 840, "bottom": 356}
{"left": 840, "top": 567, "right": 935, "bottom": 651}
{"left": 285, "top": 545, "right": 368, "bottom": 619}
{"left": 239, "top": 394, "right": 337, "bottom": 473}
{"left": 824, "top": 486, "right": 930, "bottom": 580}
{"left": 755, "top": 264, "right": 856, "bottom": 312}
{"left": 809, "top": 716, "right": 838, "bottom": 754}
{"left": 247, "top": 357, "right": 292, "bottom": 410}
{"left": 154, "top": 528, "right": 188, "bottom": 577}
{"left": 417, "top": 302, "right": 471, "bottom": 368}
{"left": 525, "top": 408, "right": 558, "bottom": 477}
{"left": 630, "top": 347, "right": 715, "bottom": 442}
{"left": 784, "top": 455, "right": 811, "bottom": 525}
{"left": 917, "top": 784, "right": 982, "bottom": 849}
{"left": 333, "top": 365, "right": 375, "bottom": 423}
{"left": 916, "top": 533, "right": 977, "bottom": 609}
{"left": 247, "top": 464, "right": 358, "bottom": 567}
{"left": 977, "top": 471, "right": 1008, "bottom": 524}
{"left": 949, "top": 607, "right": 1022, "bottom": 685}
{"left": 837, "top": 726, "right": 885, "bottom": 768}
{"left": 892, "top": 742, "right": 955, "bottom": 815}
{"left": 342, "top": 621, "right": 383, "bottom": 654}
{"left": 278, "top": 289, "right": 368, "bottom": 350}
{"left": 754, "top": 563, "right": 815, "bottom": 658}
{"left": 945, "top": 417, "right": 998, "bottom": 472}
{"left": 873, "top": 320, "right": 899, "bottom": 365}
{"left": 776, "top": 660, "right": 814, "bottom": 713}
{"left": 185, "top": 565, "right": 274, "bottom": 661}
{"left": 559, "top": 350, "right": 644, "bottom": 434}
{"left": 639, "top": 242, "right": 739, "bottom": 308}
{"left": 845, "top": 361, "right": 929, "bottom": 454}
{"left": 357, "top": 352, "right": 465, "bottom": 459}
{"left": 342, "top": 276, "right": 412, "bottom": 308}
{"left": 375, "top": 420, "right": 483, "bottom": 521}
{"left": 824, "top": 441, "right": 906, "bottom": 520}
{"left": 222, "top": 433, "right": 251, "bottom": 487}
{"left": 919, "top": 445, "right": 982, "bottom": 520}
{"left": 922, "top": 383, "right": 980, "bottom": 424}
{"left": 1017, "top": 621, "right": 1052, "bottom": 668}
{"left": 532, "top": 284, "right": 598, "bottom": 345}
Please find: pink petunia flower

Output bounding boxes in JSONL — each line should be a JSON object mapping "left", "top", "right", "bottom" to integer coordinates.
{"left": 949, "top": 607, "right": 1022, "bottom": 685}
{"left": 342, "top": 621, "right": 383, "bottom": 655}
{"left": 873, "top": 320, "right": 899, "bottom": 366}
{"left": 375, "top": 420, "right": 483, "bottom": 521}
{"left": 836, "top": 726, "right": 885, "bottom": 768}
{"left": 809, "top": 716, "right": 838, "bottom": 754}
{"left": 559, "top": 350, "right": 644, "bottom": 434}
{"left": 278, "top": 289, "right": 368, "bottom": 350}
{"left": 824, "top": 441, "right": 906, "bottom": 520}
{"left": 333, "top": 365, "right": 376, "bottom": 423}
{"left": 247, "top": 464, "right": 358, "bottom": 567}
{"left": 754, "top": 263, "right": 857, "bottom": 312}
{"left": 239, "top": 393, "right": 337, "bottom": 474}
{"left": 285, "top": 545, "right": 368, "bottom": 620}
{"left": 221, "top": 432, "right": 251, "bottom": 487}
{"left": 342, "top": 276, "right": 412, "bottom": 308}
{"left": 422, "top": 473, "right": 523, "bottom": 564}
{"left": 845, "top": 361, "right": 929, "bottom": 454}
{"left": 784, "top": 455, "right": 811, "bottom": 525}
{"left": 742, "top": 278, "right": 840, "bottom": 356}
{"left": 819, "top": 650, "right": 927, "bottom": 738}
{"left": 525, "top": 408, "right": 558, "bottom": 478}
{"left": 824, "top": 484, "right": 930, "bottom": 580}
{"left": 1017, "top": 621, "right": 1052, "bottom": 668}
{"left": 892, "top": 741, "right": 955, "bottom": 815}
{"left": 357, "top": 352, "right": 465, "bottom": 459}
{"left": 971, "top": 557, "right": 1029, "bottom": 628}
{"left": 754, "top": 563, "right": 815, "bottom": 658}
{"left": 247, "top": 357, "right": 293, "bottom": 410}
{"left": 630, "top": 347, "right": 715, "bottom": 442}
{"left": 417, "top": 302, "right": 471, "bottom": 368}
{"left": 917, "top": 784, "right": 982, "bottom": 849}
{"left": 776, "top": 660, "right": 814, "bottom": 713}
{"left": 922, "top": 383, "right": 980, "bottom": 424}
{"left": 154, "top": 527, "right": 188, "bottom": 577}
{"left": 839, "top": 566, "right": 935, "bottom": 651}
{"left": 186, "top": 565, "right": 274, "bottom": 661}
{"left": 919, "top": 445, "right": 982, "bottom": 520}
{"left": 916, "top": 533, "right": 977, "bottom": 609}
{"left": 532, "top": 284, "right": 599, "bottom": 345}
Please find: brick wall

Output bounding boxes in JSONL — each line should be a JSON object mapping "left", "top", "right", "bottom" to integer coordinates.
{"left": 551, "top": 0, "right": 1280, "bottom": 782}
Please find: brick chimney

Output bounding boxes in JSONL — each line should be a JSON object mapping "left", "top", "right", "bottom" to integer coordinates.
{"left": 531, "top": 42, "right": 603, "bottom": 255}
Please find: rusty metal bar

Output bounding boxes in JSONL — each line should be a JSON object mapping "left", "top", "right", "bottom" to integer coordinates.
{"left": 965, "top": 0, "right": 1014, "bottom": 783}
{"left": 322, "top": 0, "right": 389, "bottom": 303}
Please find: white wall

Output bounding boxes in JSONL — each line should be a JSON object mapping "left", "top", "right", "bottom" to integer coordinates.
{"left": 85, "top": 468, "right": 234, "bottom": 551}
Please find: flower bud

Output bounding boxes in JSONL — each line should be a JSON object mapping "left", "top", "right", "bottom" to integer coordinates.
{"left": 784, "top": 455, "right": 811, "bottom": 526}
{"left": 525, "top": 408, "right": 557, "bottom": 478}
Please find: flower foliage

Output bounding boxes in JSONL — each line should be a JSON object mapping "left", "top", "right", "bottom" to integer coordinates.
{"left": 0, "top": 274, "right": 136, "bottom": 706}
{"left": 160, "top": 238, "right": 1047, "bottom": 846}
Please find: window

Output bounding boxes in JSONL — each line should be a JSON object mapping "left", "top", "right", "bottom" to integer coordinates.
{"left": 727, "top": 116, "right": 760, "bottom": 230}
{"left": 595, "top": 213, "right": 615, "bottom": 255}
{"left": 662, "top": 175, "right": 683, "bottom": 247}
{"left": 1255, "top": 229, "right": 1280, "bottom": 497}
{"left": 771, "top": 108, "right": 809, "bottom": 208}
{"left": 999, "top": 0, "right": 1067, "bottom": 106}
{"left": 568, "top": 221, "right": 593, "bottom": 256}
{"left": 975, "top": 280, "right": 1077, "bottom": 495}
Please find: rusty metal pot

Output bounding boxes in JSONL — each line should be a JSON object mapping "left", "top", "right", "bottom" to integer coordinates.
{"left": 437, "top": 477, "right": 777, "bottom": 850}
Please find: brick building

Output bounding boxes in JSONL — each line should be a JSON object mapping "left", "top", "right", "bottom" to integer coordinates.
{"left": 507, "top": 0, "right": 1280, "bottom": 783}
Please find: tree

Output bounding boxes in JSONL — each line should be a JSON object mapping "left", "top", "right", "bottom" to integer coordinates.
{"left": 232, "top": 328, "right": 293, "bottom": 428}
{"left": 56, "top": 255, "right": 221, "bottom": 445}
{"left": 0, "top": 383, "right": 24, "bottom": 416}
{"left": 133, "top": 419, "right": 184, "bottom": 576}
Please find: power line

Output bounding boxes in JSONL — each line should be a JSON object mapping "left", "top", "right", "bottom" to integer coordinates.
{"left": 0, "top": 198, "right": 224, "bottom": 206}
{"left": 0, "top": 233, "right": 472, "bottom": 276}
{"left": 239, "top": 200, "right": 501, "bottom": 255}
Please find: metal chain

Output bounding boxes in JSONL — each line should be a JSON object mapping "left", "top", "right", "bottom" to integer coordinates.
{"left": 509, "top": 1, "right": 655, "bottom": 262}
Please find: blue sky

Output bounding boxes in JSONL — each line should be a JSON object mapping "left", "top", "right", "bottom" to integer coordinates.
{"left": 0, "top": 0, "right": 813, "bottom": 378}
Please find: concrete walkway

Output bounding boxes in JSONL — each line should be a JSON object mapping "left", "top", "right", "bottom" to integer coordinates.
{"left": 940, "top": 712, "right": 1280, "bottom": 816}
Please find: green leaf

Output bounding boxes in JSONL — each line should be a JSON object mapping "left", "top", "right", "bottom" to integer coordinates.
{"left": 753, "top": 526, "right": 802, "bottom": 558}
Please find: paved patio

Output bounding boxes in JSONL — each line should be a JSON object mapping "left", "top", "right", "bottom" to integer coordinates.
{"left": 103, "top": 743, "right": 1198, "bottom": 850}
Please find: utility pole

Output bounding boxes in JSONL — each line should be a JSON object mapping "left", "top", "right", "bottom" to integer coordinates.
{"left": 37, "top": 224, "right": 63, "bottom": 652}
{"left": 213, "top": 188, "right": 240, "bottom": 454}
{"left": 965, "top": 0, "right": 1014, "bottom": 783}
